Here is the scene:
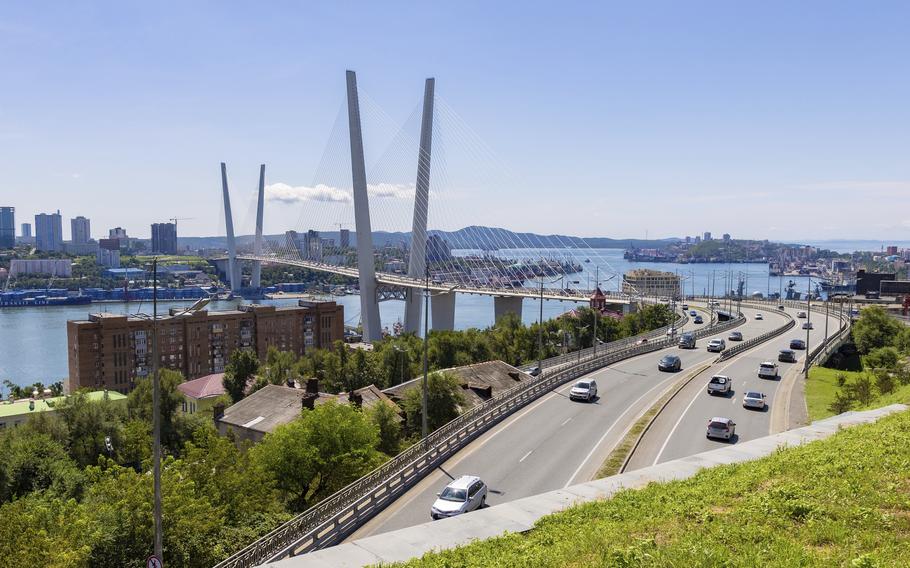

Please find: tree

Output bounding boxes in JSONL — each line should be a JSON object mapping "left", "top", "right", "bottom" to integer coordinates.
{"left": 56, "top": 391, "right": 126, "bottom": 467}
{"left": 828, "top": 390, "right": 855, "bottom": 415}
{"left": 250, "top": 401, "right": 382, "bottom": 511}
{"left": 851, "top": 306, "right": 902, "bottom": 354}
{"left": 873, "top": 369, "right": 896, "bottom": 396}
{"left": 846, "top": 374, "right": 874, "bottom": 406}
{"left": 0, "top": 493, "right": 94, "bottom": 567}
{"left": 863, "top": 346, "right": 900, "bottom": 372}
{"left": 262, "top": 347, "right": 298, "bottom": 386}
{"left": 127, "top": 369, "right": 185, "bottom": 452}
{"left": 368, "top": 401, "right": 402, "bottom": 456}
{"left": 224, "top": 349, "right": 260, "bottom": 403}
{"left": 401, "top": 371, "right": 466, "bottom": 434}
{"left": 0, "top": 432, "right": 85, "bottom": 503}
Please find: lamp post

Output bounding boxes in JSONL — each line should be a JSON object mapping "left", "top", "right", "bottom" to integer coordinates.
{"left": 151, "top": 258, "right": 163, "bottom": 564}
{"left": 393, "top": 345, "right": 405, "bottom": 386}
{"left": 421, "top": 263, "right": 458, "bottom": 442}
{"left": 532, "top": 273, "right": 565, "bottom": 375}
{"left": 804, "top": 279, "right": 812, "bottom": 377}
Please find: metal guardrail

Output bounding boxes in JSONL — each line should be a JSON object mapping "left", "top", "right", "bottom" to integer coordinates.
{"left": 215, "top": 306, "right": 736, "bottom": 568}
{"left": 718, "top": 303, "right": 796, "bottom": 361}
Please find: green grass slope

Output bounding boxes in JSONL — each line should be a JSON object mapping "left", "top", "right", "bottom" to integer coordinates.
{"left": 393, "top": 408, "right": 910, "bottom": 568}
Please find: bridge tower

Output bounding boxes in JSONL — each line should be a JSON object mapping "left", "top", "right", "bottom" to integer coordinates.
{"left": 220, "top": 162, "right": 241, "bottom": 293}
{"left": 251, "top": 164, "right": 265, "bottom": 289}
{"left": 346, "top": 70, "right": 382, "bottom": 342}
{"left": 404, "top": 78, "right": 441, "bottom": 333}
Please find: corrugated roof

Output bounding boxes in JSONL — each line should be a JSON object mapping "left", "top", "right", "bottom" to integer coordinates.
{"left": 177, "top": 373, "right": 226, "bottom": 400}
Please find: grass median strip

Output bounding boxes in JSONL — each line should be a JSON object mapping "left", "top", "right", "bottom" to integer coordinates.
{"left": 595, "top": 361, "right": 713, "bottom": 478}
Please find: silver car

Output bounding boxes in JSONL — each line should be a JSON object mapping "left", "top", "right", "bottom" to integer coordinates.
{"left": 569, "top": 379, "right": 597, "bottom": 402}
{"left": 743, "top": 391, "right": 766, "bottom": 410}
{"left": 706, "top": 417, "right": 736, "bottom": 441}
{"left": 431, "top": 475, "right": 488, "bottom": 520}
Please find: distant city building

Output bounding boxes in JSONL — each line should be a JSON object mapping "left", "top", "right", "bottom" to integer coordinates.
{"left": 684, "top": 236, "right": 691, "bottom": 244}
{"left": 694, "top": 235, "right": 702, "bottom": 244}
{"left": 722, "top": 233, "right": 731, "bottom": 241}
{"left": 9, "top": 258, "right": 73, "bottom": 278}
{"left": 151, "top": 222, "right": 177, "bottom": 254}
{"left": 71, "top": 216, "right": 91, "bottom": 244}
{"left": 622, "top": 269, "right": 682, "bottom": 299}
{"left": 109, "top": 227, "right": 128, "bottom": 239}
{"left": 703, "top": 232, "right": 712, "bottom": 241}
{"left": 304, "top": 229, "right": 322, "bottom": 260}
{"left": 886, "top": 245, "right": 898, "bottom": 255}
{"left": 384, "top": 259, "right": 406, "bottom": 273}
{"left": 340, "top": 228, "right": 350, "bottom": 248}
{"left": 66, "top": 299, "right": 344, "bottom": 394}
{"left": 63, "top": 241, "right": 99, "bottom": 255}
{"left": 426, "top": 234, "right": 452, "bottom": 263}
{"left": 35, "top": 211, "right": 64, "bottom": 252}
{"left": 0, "top": 207, "right": 14, "bottom": 248}
{"left": 97, "top": 238, "right": 122, "bottom": 268}
{"left": 21, "top": 222, "right": 31, "bottom": 238}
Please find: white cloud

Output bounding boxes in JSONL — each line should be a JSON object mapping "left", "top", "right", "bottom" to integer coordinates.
{"left": 265, "top": 182, "right": 416, "bottom": 204}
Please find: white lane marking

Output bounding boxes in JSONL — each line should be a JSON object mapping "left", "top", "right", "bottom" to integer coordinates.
{"left": 561, "top": 417, "right": 573, "bottom": 426}
{"left": 519, "top": 450, "right": 533, "bottom": 463}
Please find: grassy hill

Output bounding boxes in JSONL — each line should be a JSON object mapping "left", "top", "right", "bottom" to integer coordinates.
{"left": 394, "top": 408, "right": 910, "bottom": 567}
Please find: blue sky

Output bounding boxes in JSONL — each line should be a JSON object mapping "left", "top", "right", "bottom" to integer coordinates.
{"left": 1, "top": 1, "right": 908, "bottom": 241}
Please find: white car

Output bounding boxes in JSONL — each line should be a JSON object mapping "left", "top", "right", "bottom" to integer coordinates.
{"left": 742, "top": 391, "right": 767, "bottom": 410}
{"left": 797, "top": 311, "right": 807, "bottom": 318}
{"left": 569, "top": 379, "right": 597, "bottom": 402}
{"left": 706, "top": 417, "right": 736, "bottom": 440}
{"left": 758, "top": 361, "right": 779, "bottom": 379}
{"left": 431, "top": 476, "right": 488, "bottom": 520}
{"left": 706, "top": 338, "right": 726, "bottom": 353}
{"left": 755, "top": 313, "right": 764, "bottom": 320}
{"left": 802, "top": 322, "right": 814, "bottom": 330}
{"left": 707, "top": 374, "right": 731, "bottom": 395}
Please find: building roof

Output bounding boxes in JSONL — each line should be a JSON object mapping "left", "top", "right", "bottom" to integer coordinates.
{"left": 383, "top": 360, "right": 530, "bottom": 411}
{"left": 0, "top": 390, "right": 127, "bottom": 419}
{"left": 218, "top": 385, "right": 330, "bottom": 435}
{"left": 177, "top": 372, "right": 226, "bottom": 400}
{"left": 336, "top": 384, "right": 399, "bottom": 412}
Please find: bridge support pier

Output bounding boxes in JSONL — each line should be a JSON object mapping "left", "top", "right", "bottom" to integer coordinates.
{"left": 431, "top": 291, "right": 455, "bottom": 331}
{"left": 220, "top": 163, "right": 241, "bottom": 293}
{"left": 251, "top": 164, "right": 265, "bottom": 290}
{"left": 494, "top": 296, "right": 523, "bottom": 323}
{"left": 347, "top": 70, "right": 382, "bottom": 342}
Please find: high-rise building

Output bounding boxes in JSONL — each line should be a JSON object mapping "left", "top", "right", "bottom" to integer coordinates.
{"left": 340, "top": 228, "right": 351, "bottom": 248}
{"left": 426, "top": 234, "right": 452, "bottom": 262}
{"left": 304, "top": 229, "right": 322, "bottom": 260}
{"left": 722, "top": 233, "right": 731, "bottom": 241}
{"left": 97, "top": 238, "right": 121, "bottom": 268}
{"left": 35, "top": 211, "right": 64, "bottom": 252}
{"left": 109, "top": 227, "right": 128, "bottom": 239}
{"left": 151, "top": 222, "right": 177, "bottom": 254}
{"left": 0, "top": 207, "right": 14, "bottom": 249}
{"left": 71, "top": 216, "right": 91, "bottom": 244}
{"left": 21, "top": 222, "right": 31, "bottom": 238}
{"left": 703, "top": 232, "right": 712, "bottom": 241}
{"left": 66, "top": 300, "right": 344, "bottom": 394}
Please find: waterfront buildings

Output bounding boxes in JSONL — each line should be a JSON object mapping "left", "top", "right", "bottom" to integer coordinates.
{"left": 35, "top": 211, "right": 64, "bottom": 252}
{"left": 8, "top": 258, "right": 73, "bottom": 278}
{"left": 0, "top": 206, "right": 14, "bottom": 248}
{"left": 622, "top": 269, "right": 682, "bottom": 299}
{"left": 151, "top": 222, "right": 178, "bottom": 254}
{"left": 71, "top": 216, "right": 91, "bottom": 244}
{"left": 20, "top": 222, "right": 31, "bottom": 238}
{"left": 66, "top": 299, "right": 344, "bottom": 394}
{"left": 97, "top": 238, "right": 121, "bottom": 268}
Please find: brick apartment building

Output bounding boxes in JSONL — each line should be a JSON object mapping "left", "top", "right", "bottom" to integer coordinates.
{"left": 66, "top": 299, "right": 343, "bottom": 394}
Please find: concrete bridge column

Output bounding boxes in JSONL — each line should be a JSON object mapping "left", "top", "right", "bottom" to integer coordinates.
{"left": 251, "top": 164, "right": 265, "bottom": 289}
{"left": 494, "top": 296, "right": 523, "bottom": 323}
{"left": 431, "top": 291, "right": 455, "bottom": 331}
{"left": 220, "top": 163, "right": 240, "bottom": 293}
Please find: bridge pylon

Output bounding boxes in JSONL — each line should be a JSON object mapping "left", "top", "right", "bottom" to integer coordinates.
{"left": 220, "top": 162, "right": 241, "bottom": 293}
{"left": 251, "top": 164, "right": 265, "bottom": 289}
{"left": 346, "top": 70, "right": 382, "bottom": 342}
{"left": 404, "top": 78, "right": 436, "bottom": 334}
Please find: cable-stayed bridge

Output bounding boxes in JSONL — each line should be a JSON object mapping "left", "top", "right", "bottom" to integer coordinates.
{"left": 218, "top": 71, "right": 632, "bottom": 341}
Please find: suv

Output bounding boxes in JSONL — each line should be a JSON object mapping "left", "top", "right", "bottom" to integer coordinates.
{"left": 431, "top": 476, "right": 488, "bottom": 520}
{"left": 706, "top": 417, "right": 736, "bottom": 440}
{"left": 707, "top": 338, "right": 726, "bottom": 352}
{"left": 678, "top": 332, "right": 696, "bottom": 349}
{"left": 707, "top": 374, "right": 731, "bottom": 395}
{"left": 569, "top": 379, "right": 597, "bottom": 402}
{"left": 681, "top": 303, "right": 689, "bottom": 311}
{"left": 790, "top": 338, "right": 806, "bottom": 350}
{"left": 658, "top": 354, "right": 682, "bottom": 372}
{"left": 758, "top": 361, "right": 779, "bottom": 379}
{"left": 778, "top": 349, "right": 797, "bottom": 362}
{"left": 728, "top": 331, "right": 743, "bottom": 341}
{"left": 797, "top": 311, "right": 807, "bottom": 318}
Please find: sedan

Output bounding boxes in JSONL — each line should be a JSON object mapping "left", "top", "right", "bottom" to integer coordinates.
{"left": 569, "top": 379, "right": 597, "bottom": 402}
{"left": 706, "top": 338, "right": 726, "bottom": 352}
{"left": 693, "top": 315, "right": 704, "bottom": 324}
{"left": 431, "top": 475, "right": 488, "bottom": 520}
{"left": 790, "top": 339, "right": 806, "bottom": 350}
{"left": 778, "top": 349, "right": 797, "bottom": 362}
{"left": 706, "top": 417, "right": 736, "bottom": 441}
{"left": 689, "top": 310, "right": 697, "bottom": 316}
{"left": 755, "top": 313, "right": 764, "bottom": 320}
{"left": 681, "top": 304, "right": 689, "bottom": 311}
{"left": 802, "top": 322, "right": 814, "bottom": 330}
{"left": 742, "top": 391, "right": 767, "bottom": 410}
{"left": 658, "top": 354, "right": 682, "bottom": 372}
{"left": 728, "top": 331, "right": 743, "bottom": 341}
{"left": 797, "top": 311, "right": 807, "bottom": 318}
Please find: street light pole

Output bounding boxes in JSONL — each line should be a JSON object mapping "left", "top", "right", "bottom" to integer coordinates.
{"left": 804, "top": 279, "right": 812, "bottom": 377}
{"left": 151, "top": 258, "right": 163, "bottom": 563}
{"left": 537, "top": 279, "right": 544, "bottom": 374}
{"left": 422, "top": 263, "right": 430, "bottom": 442}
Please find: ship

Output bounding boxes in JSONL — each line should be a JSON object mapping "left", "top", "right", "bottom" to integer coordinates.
{"left": 1, "top": 290, "right": 92, "bottom": 307}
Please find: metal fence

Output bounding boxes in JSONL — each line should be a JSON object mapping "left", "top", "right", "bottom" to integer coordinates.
{"left": 215, "top": 305, "right": 742, "bottom": 568}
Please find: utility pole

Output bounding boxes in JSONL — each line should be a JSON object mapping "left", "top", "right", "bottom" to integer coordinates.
{"left": 422, "top": 262, "right": 430, "bottom": 442}
{"left": 804, "top": 279, "right": 812, "bottom": 377}
{"left": 593, "top": 266, "right": 599, "bottom": 359}
{"left": 151, "top": 258, "right": 163, "bottom": 564}
{"left": 537, "top": 279, "right": 544, "bottom": 374}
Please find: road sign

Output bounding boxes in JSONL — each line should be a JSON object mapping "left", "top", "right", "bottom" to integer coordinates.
{"left": 147, "top": 555, "right": 162, "bottom": 568}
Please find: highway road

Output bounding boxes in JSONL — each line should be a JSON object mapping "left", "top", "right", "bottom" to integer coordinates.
{"left": 347, "top": 303, "right": 781, "bottom": 540}
{"left": 626, "top": 304, "right": 844, "bottom": 469}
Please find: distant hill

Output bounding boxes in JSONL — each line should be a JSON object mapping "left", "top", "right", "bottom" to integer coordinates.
{"left": 177, "top": 226, "right": 679, "bottom": 251}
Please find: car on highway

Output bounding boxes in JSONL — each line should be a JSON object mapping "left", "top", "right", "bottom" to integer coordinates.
{"left": 758, "top": 361, "right": 779, "bottom": 379}
{"left": 742, "top": 391, "right": 767, "bottom": 410}
{"left": 778, "top": 349, "right": 797, "bottom": 362}
{"left": 666, "top": 327, "right": 676, "bottom": 337}
{"left": 707, "top": 338, "right": 726, "bottom": 352}
{"left": 790, "top": 338, "right": 806, "bottom": 350}
{"left": 707, "top": 374, "right": 731, "bottom": 395}
{"left": 658, "top": 354, "right": 682, "bottom": 372}
{"left": 778, "top": 304, "right": 785, "bottom": 310}
{"left": 706, "top": 417, "right": 736, "bottom": 441}
{"left": 689, "top": 310, "right": 697, "bottom": 316}
{"left": 797, "top": 311, "right": 807, "bottom": 318}
{"left": 569, "top": 379, "right": 597, "bottom": 402}
{"left": 728, "top": 331, "right": 743, "bottom": 341}
{"left": 802, "top": 322, "right": 814, "bottom": 330}
{"left": 693, "top": 315, "right": 704, "bottom": 324}
{"left": 528, "top": 366, "right": 541, "bottom": 377}
{"left": 431, "top": 475, "right": 488, "bottom": 520}
{"left": 681, "top": 304, "right": 689, "bottom": 311}
{"left": 678, "top": 332, "right": 696, "bottom": 349}
{"left": 755, "top": 313, "right": 764, "bottom": 320}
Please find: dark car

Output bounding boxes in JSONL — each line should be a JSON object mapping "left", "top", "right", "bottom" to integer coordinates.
{"left": 778, "top": 349, "right": 797, "bottom": 362}
{"left": 728, "top": 331, "right": 743, "bottom": 341}
{"left": 693, "top": 315, "right": 704, "bottom": 324}
{"left": 658, "top": 354, "right": 682, "bottom": 372}
{"left": 789, "top": 339, "right": 806, "bottom": 350}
